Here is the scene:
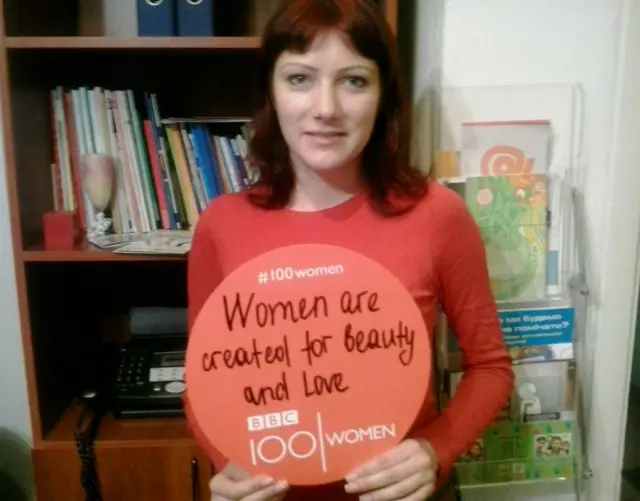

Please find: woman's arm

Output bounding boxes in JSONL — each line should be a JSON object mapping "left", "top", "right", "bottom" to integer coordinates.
{"left": 184, "top": 213, "right": 230, "bottom": 472}
{"left": 411, "top": 191, "right": 515, "bottom": 481}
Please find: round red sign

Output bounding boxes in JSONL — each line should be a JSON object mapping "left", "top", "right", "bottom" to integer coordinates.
{"left": 185, "top": 244, "right": 430, "bottom": 486}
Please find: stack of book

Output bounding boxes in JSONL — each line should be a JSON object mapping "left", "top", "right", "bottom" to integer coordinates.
{"left": 49, "top": 86, "right": 254, "bottom": 240}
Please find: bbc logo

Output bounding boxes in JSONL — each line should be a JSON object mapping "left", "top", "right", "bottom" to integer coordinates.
{"left": 247, "top": 410, "right": 299, "bottom": 432}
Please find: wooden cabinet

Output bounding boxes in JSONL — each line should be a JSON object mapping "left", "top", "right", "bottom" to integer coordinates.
{"left": 33, "top": 445, "right": 211, "bottom": 501}
{"left": 31, "top": 401, "right": 214, "bottom": 500}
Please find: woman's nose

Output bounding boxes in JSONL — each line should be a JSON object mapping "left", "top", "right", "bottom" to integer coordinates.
{"left": 313, "top": 83, "right": 339, "bottom": 119}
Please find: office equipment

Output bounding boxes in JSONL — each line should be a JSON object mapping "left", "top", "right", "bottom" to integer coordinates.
{"left": 177, "top": 0, "right": 215, "bottom": 37}
{"left": 111, "top": 307, "right": 187, "bottom": 418}
{"left": 137, "top": 0, "right": 176, "bottom": 36}
{"left": 113, "top": 335, "right": 186, "bottom": 418}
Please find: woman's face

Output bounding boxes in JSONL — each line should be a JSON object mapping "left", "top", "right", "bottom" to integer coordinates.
{"left": 271, "top": 30, "right": 381, "bottom": 177}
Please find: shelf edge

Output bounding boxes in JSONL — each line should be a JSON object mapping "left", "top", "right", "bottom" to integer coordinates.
{"left": 5, "top": 36, "right": 261, "bottom": 50}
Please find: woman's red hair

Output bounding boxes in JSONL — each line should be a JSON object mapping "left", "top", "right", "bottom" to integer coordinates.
{"left": 246, "top": 0, "right": 427, "bottom": 215}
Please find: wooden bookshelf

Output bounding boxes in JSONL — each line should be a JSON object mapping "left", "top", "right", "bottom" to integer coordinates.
{"left": 0, "top": 1, "right": 401, "bottom": 500}
{"left": 44, "top": 403, "right": 194, "bottom": 447}
{"left": 21, "top": 243, "right": 187, "bottom": 263}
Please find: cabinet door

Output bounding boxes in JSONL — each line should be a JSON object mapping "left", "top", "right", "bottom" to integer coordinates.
{"left": 33, "top": 448, "right": 85, "bottom": 501}
{"left": 97, "top": 444, "right": 211, "bottom": 500}
{"left": 33, "top": 444, "right": 212, "bottom": 501}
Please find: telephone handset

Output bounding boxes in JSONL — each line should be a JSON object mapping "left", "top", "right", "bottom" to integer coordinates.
{"left": 75, "top": 390, "right": 108, "bottom": 501}
{"left": 74, "top": 343, "right": 119, "bottom": 501}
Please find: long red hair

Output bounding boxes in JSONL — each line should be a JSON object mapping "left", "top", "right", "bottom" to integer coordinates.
{"left": 246, "top": 0, "right": 427, "bottom": 215}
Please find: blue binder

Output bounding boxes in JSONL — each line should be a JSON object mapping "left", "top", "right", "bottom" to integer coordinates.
{"left": 177, "top": 0, "right": 215, "bottom": 37}
{"left": 137, "top": 0, "right": 176, "bottom": 37}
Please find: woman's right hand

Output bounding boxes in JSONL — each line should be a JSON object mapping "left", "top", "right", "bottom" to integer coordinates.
{"left": 209, "top": 463, "right": 289, "bottom": 501}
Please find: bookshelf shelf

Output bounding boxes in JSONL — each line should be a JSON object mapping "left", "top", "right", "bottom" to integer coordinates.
{"left": 43, "top": 403, "right": 193, "bottom": 448}
{"left": 21, "top": 244, "right": 186, "bottom": 263}
{"left": 5, "top": 36, "right": 261, "bottom": 51}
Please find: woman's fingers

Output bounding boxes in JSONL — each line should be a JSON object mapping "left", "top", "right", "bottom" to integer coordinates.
{"left": 210, "top": 474, "right": 274, "bottom": 500}
{"left": 242, "top": 481, "right": 289, "bottom": 501}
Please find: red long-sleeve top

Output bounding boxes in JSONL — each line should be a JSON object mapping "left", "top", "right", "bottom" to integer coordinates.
{"left": 184, "top": 180, "right": 514, "bottom": 500}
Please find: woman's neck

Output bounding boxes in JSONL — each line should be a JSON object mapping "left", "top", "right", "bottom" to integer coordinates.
{"left": 288, "top": 161, "right": 363, "bottom": 212}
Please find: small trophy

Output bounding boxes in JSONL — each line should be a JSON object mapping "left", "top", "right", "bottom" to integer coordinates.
{"left": 80, "top": 153, "right": 115, "bottom": 238}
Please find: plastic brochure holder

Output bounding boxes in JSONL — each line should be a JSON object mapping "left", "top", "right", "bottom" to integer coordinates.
{"left": 425, "top": 84, "right": 591, "bottom": 500}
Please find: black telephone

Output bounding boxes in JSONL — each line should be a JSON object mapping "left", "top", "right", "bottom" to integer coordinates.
{"left": 112, "top": 306, "right": 188, "bottom": 418}
{"left": 112, "top": 335, "right": 187, "bottom": 419}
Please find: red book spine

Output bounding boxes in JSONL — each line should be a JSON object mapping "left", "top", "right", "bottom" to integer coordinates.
{"left": 143, "top": 120, "right": 170, "bottom": 229}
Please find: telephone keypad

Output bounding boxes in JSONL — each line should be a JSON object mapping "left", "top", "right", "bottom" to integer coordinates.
{"left": 116, "top": 352, "right": 149, "bottom": 392}
{"left": 115, "top": 350, "right": 184, "bottom": 394}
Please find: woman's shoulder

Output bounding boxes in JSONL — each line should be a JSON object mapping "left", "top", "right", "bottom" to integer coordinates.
{"left": 415, "top": 178, "right": 471, "bottom": 220}
{"left": 198, "top": 188, "right": 266, "bottom": 226}
{"left": 402, "top": 179, "right": 482, "bottom": 255}
{"left": 202, "top": 190, "right": 251, "bottom": 214}
{"left": 191, "top": 191, "right": 252, "bottom": 240}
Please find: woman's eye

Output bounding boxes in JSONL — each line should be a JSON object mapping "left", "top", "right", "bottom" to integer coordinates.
{"left": 345, "top": 76, "right": 367, "bottom": 88}
{"left": 287, "top": 74, "right": 309, "bottom": 85}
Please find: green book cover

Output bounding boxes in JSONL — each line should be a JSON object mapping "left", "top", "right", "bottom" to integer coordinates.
{"left": 455, "top": 420, "right": 576, "bottom": 486}
{"left": 463, "top": 174, "right": 548, "bottom": 302}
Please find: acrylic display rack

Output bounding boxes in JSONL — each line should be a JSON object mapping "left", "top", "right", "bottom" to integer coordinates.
{"left": 424, "top": 83, "right": 592, "bottom": 500}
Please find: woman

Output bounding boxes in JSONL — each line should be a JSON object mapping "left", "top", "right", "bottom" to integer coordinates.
{"left": 185, "top": 0, "right": 514, "bottom": 500}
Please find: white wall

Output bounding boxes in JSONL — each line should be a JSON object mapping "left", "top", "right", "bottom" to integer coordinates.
{"left": 411, "top": 1, "right": 639, "bottom": 500}
{"left": 0, "top": 97, "right": 34, "bottom": 497}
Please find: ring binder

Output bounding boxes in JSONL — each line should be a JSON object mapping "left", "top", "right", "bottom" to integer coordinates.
{"left": 137, "top": 0, "right": 176, "bottom": 37}
{"left": 177, "top": 0, "right": 215, "bottom": 36}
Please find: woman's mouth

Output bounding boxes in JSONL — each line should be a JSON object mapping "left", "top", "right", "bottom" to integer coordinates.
{"left": 306, "top": 131, "right": 346, "bottom": 145}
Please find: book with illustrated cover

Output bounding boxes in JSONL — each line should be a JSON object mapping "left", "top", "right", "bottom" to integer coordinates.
{"left": 456, "top": 174, "right": 549, "bottom": 303}
{"left": 442, "top": 303, "right": 574, "bottom": 373}
{"left": 455, "top": 419, "right": 576, "bottom": 485}
{"left": 500, "top": 306, "right": 574, "bottom": 365}
{"left": 453, "top": 120, "right": 566, "bottom": 297}
{"left": 459, "top": 120, "right": 552, "bottom": 178}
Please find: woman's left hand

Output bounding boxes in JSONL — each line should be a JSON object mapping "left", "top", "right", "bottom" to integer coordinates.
{"left": 344, "top": 439, "right": 439, "bottom": 501}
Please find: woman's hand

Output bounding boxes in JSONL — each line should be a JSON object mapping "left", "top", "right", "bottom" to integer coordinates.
{"left": 344, "top": 439, "right": 439, "bottom": 501}
{"left": 210, "top": 463, "right": 289, "bottom": 501}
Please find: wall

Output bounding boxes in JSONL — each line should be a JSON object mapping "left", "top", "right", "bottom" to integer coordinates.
{"left": 0, "top": 97, "right": 34, "bottom": 498}
{"left": 632, "top": 300, "right": 640, "bottom": 387}
{"left": 410, "top": 0, "right": 636, "bottom": 500}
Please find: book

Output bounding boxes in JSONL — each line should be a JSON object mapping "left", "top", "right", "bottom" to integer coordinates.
{"left": 444, "top": 305, "right": 574, "bottom": 370}
{"left": 452, "top": 174, "right": 549, "bottom": 303}
{"left": 100, "top": 230, "right": 194, "bottom": 255}
{"left": 455, "top": 419, "right": 576, "bottom": 485}
{"left": 459, "top": 120, "right": 552, "bottom": 178}
{"left": 452, "top": 120, "right": 565, "bottom": 297}
{"left": 500, "top": 306, "right": 574, "bottom": 364}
